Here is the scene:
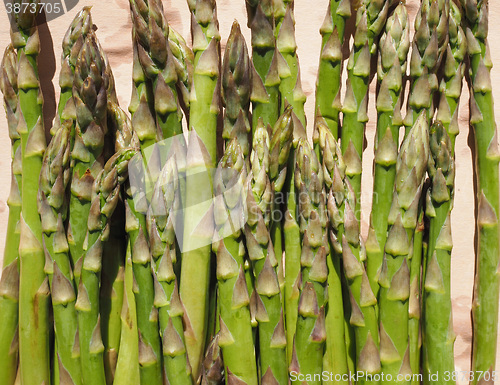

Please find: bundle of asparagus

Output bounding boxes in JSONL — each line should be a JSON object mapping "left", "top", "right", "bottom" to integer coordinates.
{"left": 0, "top": 1, "right": 499, "bottom": 385}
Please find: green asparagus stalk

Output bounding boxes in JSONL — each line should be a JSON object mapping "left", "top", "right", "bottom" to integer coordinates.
{"left": 38, "top": 120, "right": 82, "bottom": 385}
{"left": 0, "top": 43, "right": 20, "bottom": 385}
{"left": 314, "top": 0, "right": 350, "bottom": 138}
{"left": 378, "top": 112, "right": 429, "bottom": 383}
{"left": 168, "top": 26, "right": 194, "bottom": 120}
{"left": 404, "top": 0, "right": 449, "bottom": 133}
{"left": 275, "top": 3, "right": 308, "bottom": 321}
{"left": 366, "top": 2, "right": 410, "bottom": 301}
{"left": 314, "top": 120, "right": 349, "bottom": 383}
{"left": 71, "top": 32, "right": 111, "bottom": 385}
{"left": 290, "top": 139, "right": 328, "bottom": 385}
{"left": 213, "top": 139, "right": 258, "bottom": 385}
{"left": 222, "top": 21, "right": 252, "bottom": 157}
{"left": 130, "top": 0, "right": 183, "bottom": 139}
{"left": 124, "top": 177, "right": 162, "bottom": 385}
{"left": 76, "top": 149, "right": 135, "bottom": 385}
{"left": 181, "top": 0, "right": 221, "bottom": 378}
{"left": 12, "top": 3, "right": 51, "bottom": 383}
{"left": 112, "top": 245, "right": 141, "bottom": 385}
{"left": 265, "top": 109, "right": 295, "bottom": 362}
{"left": 408, "top": 207, "right": 425, "bottom": 385}
{"left": 244, "top": 125, "right": 287, "bottom": 385}
{"left": 436, "top": 1, "right": 466, "bottom": 154}
{"left": 341, "top": 0, "right": 390, "bottom": 220}
{"left": 147, "top": 156, "right": 193, "bottom": 385}
{"left": 275, "top": 1, "right": 306, "bottom": 127}
{"left": 319, "top": 123, "right": 380, "bottom": 383}
{"left": 463, "top": 0, "right": 500, "bottom": 382}
{"left": 68, "top": 31, "right": 110, "bottom": 284}
{"left": 128, "top": 3, "right": 179, "bottom": 384}
{"left": 422, "top": 122, "right": 456, "bottom": 385}
{"left": 56, "top": 7, "right": 93, "bottom": 127}
{"left": 101, "top": 102, "right": 139, "bottom": 384}
{"left": 108, "top": 104, "right": 141, "bottom": 385}
{"left": 247, "top": 0, "right": 280, "bottom": 131}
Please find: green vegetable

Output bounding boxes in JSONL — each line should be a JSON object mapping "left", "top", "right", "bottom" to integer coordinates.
{"left": 315, "top": 120, "right": 349, "bottom": 383}
{"left": 314, "top": 0, "right": 350, "bottom": 138}
{"left": 435, "top": 1, "right": 466, "bottom": 152}
{"left": 404, "top": 0, "right": 449, "bottom": 133}
{"left": 0, "top": 43, "right": 21, "bottom": 385}
{"left": 245, "top": 125, "right": 287, "bottom": 385}
{"left": 181, "top": 0, "right": 221, "bottom": 378}
{"left": 222, "top": 21, "right": 252, "bottom": 157}
{"left": 130, "top": 0, "right": 183, "bottom": 139}
{"left": 112, "top": 246, "right": 141, "bottom": 385}
{"left": 148, "top": 156, "right": 193, "bottom": 385}
{"left": 76, "top": 149, "right": 136, "bottom": 385}
{"left": 378, "top": 113, "right": 429, "bottom": 383}
{"left": 341, "top": 0, "right": 390, "bottom": 221}
{"left": 13, "top": 3, "right": 51, "bottom": 384}
{"left": 463, "top": 0, "right": 500, "bottom": 382}
{"left": 366, "top": 1, "right": 410, "bottom": 302}
{"left": 39, "top": 120, "right": 81, "bottom": 385}
{"left": 290, "top": 139, "right": 327, "bottom": 385}
{"left": 422, "top": 122, "right": 456, "bottom": 385}
{"left": 214, "top": 139, "right": 258, "bottom": 385}
{"left": 275, "top": 1, "right": 306, "bottom": 127}
{"left": 248, "top": 0, "right": 280, "bottom": 131}
{"left": 320, "top": 123, "right": 380, "bottom": 383}
{"left": 56, "top": 6, "right": 92, "bottom": 131}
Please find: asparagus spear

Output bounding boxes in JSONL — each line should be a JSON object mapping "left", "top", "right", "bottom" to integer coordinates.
{"left": 102, "top": 102, "right": 140, "bottom": 384}
{"left": 378, "top": 112, "right": 429, "bottom": 383}
{"left": 244, "top": 125, "right": 287, "bottom": 385}
{"left": 366, "top": 2, "right": 410, "bottom": 301}
{"left": 39, "top": 120, "right": 82, "bottom": 385}
{"left": 436, "top": 1, "right": 467, "bottom": 154}
{"left": 128, "top": 3, "right": 178, "bottom": 384}
{"left": 290, "top": 139, "right": 328, "bottom": 385}
{"left": 404, "top": 0, "right": 449, "bottom": 133}
{"left": 71, "top": 32, "right": 111, "bottom": 385}
{"left": 168, "top": 26, "right": 194, "bottom": 121}
{"left": 107, "top": 102, "right": 141, "bottom": 385}
{"left": 56, "top": 7, "right": 93, "bottom": 127}
{"left": 12, "top": 3, "right": 51, "bottom": 383}
{"left": 112, "top": 245, "right": 141, "bottom": 385}
{"left": 265, "top": 109, "right": 295, "bottom": 362}
{"left": 222, "top": 21, "right": 252, "bottom": 157}
{"left": 147, "top": 156, "right": 193, "bottom": 385}
{"left": 274, "top": 3, "right": 308, "bottom": 332}
{"left": 213, "top": 139, "right": 258, "bottom": 385}
{"left": 68, "top": 31, "right": 111, "bottom": 284}
{"left": 0, "top": 44, "right": 20, "bottom": 385}
{"left": 463, "top": 0, "right": 500, "bottom": 382}
{"left": 314, "top": 0, "right": 350, "bottom": 138}
{"left": 76, "top": 149, "right": 136, "bottom": 385}
{"left": 130, "top": 0, "right": 183, "bottom": 139}
{"left": 422, "top": 122, "right": 456, "bottom": 385}
{"left": 319, "top": 123, "right": 381, "bottom": 383}
{"left": 180, "top": 0, "right": 221, "bottom": 378}
{"left": 341, "top": 0, "right": 390, "bottom": 220}
{"left": 247, "top": 0, "right": 280, "bottom": 131}
{"left": 275, "top": 1, "right": 306, "bottom": 127}
{"left": 315, "top": 120, "right": 349, "bottom": 383}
